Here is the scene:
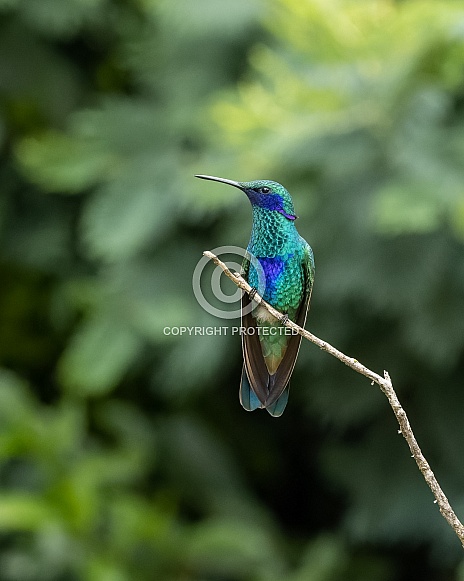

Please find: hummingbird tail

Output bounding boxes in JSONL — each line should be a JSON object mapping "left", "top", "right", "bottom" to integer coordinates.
{"left": 239, "top": 367, "right": 263, "bottom": 411}
{"left": 265, "top": 385, "right": 290, "bottom": 417}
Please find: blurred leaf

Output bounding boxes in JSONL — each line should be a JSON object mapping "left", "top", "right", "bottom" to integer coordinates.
{"left": 17, "top": 133, "right": 116, "bottom": 193}
{"left": 81, "top": 175, "right": 174, "bottom": 261}
{"left": 58, "top": 316, "right": 143, "bottom": 396}
{"left": 289, "top": 535, "right": 347, "bottom": 581}
{"left": 71, "top": 99, "right": 164, "bottom": 155}
{"left": 186, "top": 517, "right": 283, "bottom": 579}
{"left": 0, "top": 495, "right": 52, "bottom": 531}
{"left": 372, "top": 181, "right": 442, "bottom": 235}
{"left": 17, "top": 0, "right": 107, "bottom": 38}
{"left": 156, "top": 0, "right": 261, "bottom": 38}
{"left": 85, "top": 558, "right": 128, "bottom": 581}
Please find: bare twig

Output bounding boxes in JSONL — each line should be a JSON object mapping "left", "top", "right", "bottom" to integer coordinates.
{"left": 203, "top": 250, "right": 464, "bottom": 548}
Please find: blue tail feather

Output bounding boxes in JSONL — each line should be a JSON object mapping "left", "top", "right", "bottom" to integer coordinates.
{"left": 239, "top": 368, "right": 262, "bottom": 411}
{"left": 265, "top": 386, "right": 289, "bottom": 417}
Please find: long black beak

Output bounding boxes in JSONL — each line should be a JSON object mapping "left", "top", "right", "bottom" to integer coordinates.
{"left": 195, "top": 174, "right": 243, "bottom": 190}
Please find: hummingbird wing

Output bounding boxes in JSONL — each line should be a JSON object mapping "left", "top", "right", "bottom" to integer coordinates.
{"left": 239, "top": 255, "right": 269, "bottom": 408}
{"left": 240, "top": 291, "right": 270, "bottom": 408}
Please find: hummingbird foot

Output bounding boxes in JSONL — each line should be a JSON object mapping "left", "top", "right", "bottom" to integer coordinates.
{"left": 248, "top": 287, "right": 258, "bottom": 300}
{"left": 280, "top": 313, "right": 289, "bottom": 325}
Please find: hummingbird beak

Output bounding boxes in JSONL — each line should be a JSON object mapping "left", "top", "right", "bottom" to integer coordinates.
{"left": 194, "top": 175, "right": 244, "bottom": 191}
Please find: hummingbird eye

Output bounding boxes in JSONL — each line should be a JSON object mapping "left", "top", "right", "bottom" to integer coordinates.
{"left": 260, "top": 187, "right": 271, "bottom": 194}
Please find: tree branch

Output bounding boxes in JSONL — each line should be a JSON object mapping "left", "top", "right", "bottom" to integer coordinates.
{"left": 203, "top": 250, "right": 464, "bottom": 549}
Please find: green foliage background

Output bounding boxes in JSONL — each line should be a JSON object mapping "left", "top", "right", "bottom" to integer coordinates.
{"left": 1, "top": 0, "right": 464, "bottom": 579}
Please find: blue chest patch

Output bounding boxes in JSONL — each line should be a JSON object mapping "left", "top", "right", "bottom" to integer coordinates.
{"left": 259, "top": 256, "right": 285, "bottom": 283}
{"left": 249, "top": 255, "right": 292, "bottom": 305}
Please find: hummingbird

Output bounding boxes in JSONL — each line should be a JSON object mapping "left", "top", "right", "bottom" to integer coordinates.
{"left": 195, "top": 175, "right": 315, "bottom": 417}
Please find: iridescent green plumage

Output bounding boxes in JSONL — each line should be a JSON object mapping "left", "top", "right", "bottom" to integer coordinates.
{"left": 195, "top": 175, "right": 315, "bottom": 416}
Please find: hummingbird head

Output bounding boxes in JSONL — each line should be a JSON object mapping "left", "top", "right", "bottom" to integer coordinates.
{"left": 195, "top": 175, "right": 298, "bottom": 221}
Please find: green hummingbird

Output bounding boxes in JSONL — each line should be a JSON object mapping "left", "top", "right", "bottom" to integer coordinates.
{"left": 195, "top": 175, "right": 315, "bottom": 416}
